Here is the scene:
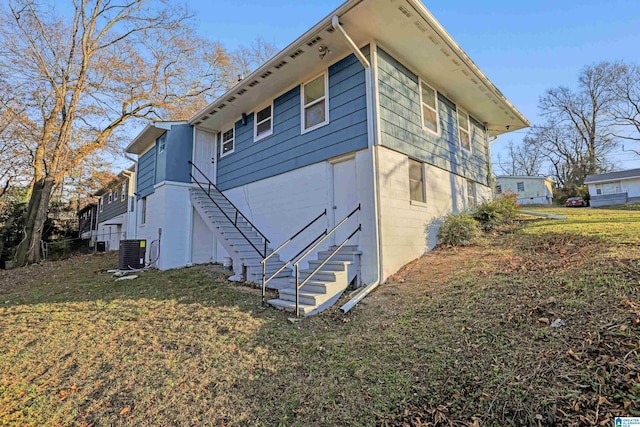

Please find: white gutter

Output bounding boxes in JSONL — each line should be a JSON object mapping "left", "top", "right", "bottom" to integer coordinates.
{"left": 339, "top": 36, "right": 382, "bottom": 313}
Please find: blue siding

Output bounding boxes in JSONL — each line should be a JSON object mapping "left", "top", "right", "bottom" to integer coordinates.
{"left": 137, "top": 146, "right": 156, "bottom": 199}
{"left": 216, "top": 50, "right": 369, "bottom": 191}
{"left": 377, "top": 48, "right": 490, "bottom": 185}
{"left": 165, "top": 124, "right": 193, "bottom": 183}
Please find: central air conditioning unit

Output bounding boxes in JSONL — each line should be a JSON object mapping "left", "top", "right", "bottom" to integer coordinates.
{"left": 118, "top": 239, "right": 146, "bottom": 270}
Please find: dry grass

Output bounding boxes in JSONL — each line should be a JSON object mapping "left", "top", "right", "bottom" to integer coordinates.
{"left": 1, "top": 205, "right": 639, "bottom": 426}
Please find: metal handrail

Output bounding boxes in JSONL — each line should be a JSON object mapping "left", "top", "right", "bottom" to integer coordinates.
{"left": 260, "top": 209, "right": 327, "bottom": 304}
{"left": 292, "top": 204, "right": 361, "bottom": 316}
{"left": 188, "top": 161, "right": 270, "bottom": 258}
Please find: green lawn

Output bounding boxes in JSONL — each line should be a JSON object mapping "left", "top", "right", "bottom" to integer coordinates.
{"left": 1, "top": 206, "right": 639, "bottom": 426}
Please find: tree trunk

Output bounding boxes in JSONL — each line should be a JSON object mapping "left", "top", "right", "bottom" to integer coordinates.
{"left": 14, "top": 177, "right": 55, "bottom": 266}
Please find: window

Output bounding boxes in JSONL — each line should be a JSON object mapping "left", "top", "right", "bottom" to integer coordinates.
{"left": 517, "top": 182, "right": 525, "bottom": 192}
{"left": 496, "top": 184, "right": 502, "bottom": 194}
{"left": 254, "top": 103, "right": 273, "bottom": 141}
{"left": 458, "top": 109, "right": 471, "bottom": 151}
{"left": 595, "top": 184, "right": 602, "bottom": 195}
{"left": 113, "top": 189, "right": 119, "bottom": 201}
{"left": 121, "top": 183, "right": 126, "bottom": 201}
{"left": 419, "top": 80, "right": 439, "bottom": 134}
{"left": 467, "top": 180, "right": 477, "bottom": 207}
{"left": 220, "top": 127, "right": 234, "bottom": 157}
{"left": 409, "top": 159, "right": 425, "bottom": 203}
{"left": 108, "top": 192, "right": 112, "bottom": 204}
{"left": 141, "top": 197, "right": 147, "bottom": 225}
{"left": 302, "top": 73, "right": 328, "bottom": 132}
{"left": 158, "top": 133, "right": 166, "bottom": 153}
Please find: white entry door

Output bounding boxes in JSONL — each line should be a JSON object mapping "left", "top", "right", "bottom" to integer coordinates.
{"left": 331, "top": 158, "right": 359, "bottom": 246}
{"left": 192, "top": 128, "right": 217, "bottom": 183}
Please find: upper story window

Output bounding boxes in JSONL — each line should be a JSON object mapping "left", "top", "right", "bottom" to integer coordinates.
{"left": 458, "top": 109, "right": 471, "bottom": 151}
{"left": 108, "top": 192, "right": 113, "bottom": 204}
{"left": 113, "top": 189, "right": 119, "bottom": 201}
{"left": 158, "top": 133, "right": 166, "bottom": 153}
{"left": 220, "top": 127, "right": 235, "bottom": 157}
{"left": 302, "top": 73, "right": 329, "bottom": 132}
{"left": 121, "top": 182, "right": 126, "bottom": 201}
{"left": 517, "top": 182, "right": 525, "bottom": 192}
{"left": 254, "top": 104, "right": 273, "bottom": 141}
{"left": 409, "top": 159, "right": 426, "bottom": 203}
{"left": 419, "top": 80, "right": 439, "bottom": 135}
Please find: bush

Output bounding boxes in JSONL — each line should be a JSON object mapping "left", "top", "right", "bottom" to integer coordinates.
{"left": 437, "top": 212, "right": 480, "bottom": 247}
{"left": 473, "top": 193, "right": 519, "bottom": 231}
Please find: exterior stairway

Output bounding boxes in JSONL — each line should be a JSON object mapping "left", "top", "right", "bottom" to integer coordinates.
{"left": 189, "top": 187, "right": 291, "bottom": 289}
{"left": 268, "top": 245, "right": 361, "bottom": 316}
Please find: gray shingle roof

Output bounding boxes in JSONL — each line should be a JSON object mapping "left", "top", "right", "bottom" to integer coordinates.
{"left": 584, "top": 168, "right": 640, "bottom": 184}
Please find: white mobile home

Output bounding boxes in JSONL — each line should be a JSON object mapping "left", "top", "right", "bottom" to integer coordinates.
{"left": 495, "top": 176, "right": 554, "bottom": 205}
{"left": 585, "top": 168, "right": 640, "bottom": 207}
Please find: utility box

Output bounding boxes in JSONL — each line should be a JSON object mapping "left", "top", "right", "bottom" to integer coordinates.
{"left": 118, "top": 239, "right": 146, "bottom": 270}
{"left": 96, "top": 241, "right": 106, "bottom": 252}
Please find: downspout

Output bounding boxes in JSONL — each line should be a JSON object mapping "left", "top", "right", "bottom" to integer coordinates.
{"left": 124, "top": 153, "right": 139, "bottom": 239}
{"left": 331, "top": 16, "right": 382, "bottom": 313}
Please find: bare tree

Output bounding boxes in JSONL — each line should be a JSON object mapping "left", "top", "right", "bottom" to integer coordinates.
{"left": 496, "top": 139, "right": 544, "bottom": 176}
{"left": 0, "top": 0, "right": 236, "bottom": 266}
{"left": 231, "top": 37, "right": 279, "bottom": 80}
{"left": 539, "top": 61, "right": 623, "bottom": 178}
{"left": 612, "top": 63, "right": 640, "bottom": 154}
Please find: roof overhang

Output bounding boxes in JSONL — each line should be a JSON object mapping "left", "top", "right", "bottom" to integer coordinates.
{"left": 189, "top": 0, "right": 529, "bottom": 137}
{"left": 497, "top": 176, "right": 554, "bottom": 182}
{"left": 125, "top": 121, "right": 188, "bottom": 155}
{"left": 585, "top": 175, "right": 640, "bottom": 185}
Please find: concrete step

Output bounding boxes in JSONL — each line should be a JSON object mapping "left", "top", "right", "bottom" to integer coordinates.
{"left": 247, "top": 268, "right": 292, "bottom": 281}
{"left": 257, "top": 277, "right": 291, "bottom": 290}
{"left": 278, "top": 287, "right": 335, "bottom": 306}
{"left": 267, "top": 298, "right": 315, "bottom": 316}
{"left": 297, "top": 268, "right": 345, "bottom": 283}
{"left": 307, "top": 260, "right": 351, "bottom": 272}
{"left": 317, "top": 250, "right": 362, "bottom": 261}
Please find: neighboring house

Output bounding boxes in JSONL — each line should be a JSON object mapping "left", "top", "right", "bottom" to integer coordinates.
{"left": 125, "top": 0, "right": 529, "bottom": 315}
{"left": 78, "top": 203, "right": 98, "bottom": 243}
{"left": 585, "top": 168, "right": 640, "bottom": 207}
{"left": 95, "top": 167, "right": 136, "bottom": 251}
{"left": 495, "top": 176, "right": 554, "bottom": 205}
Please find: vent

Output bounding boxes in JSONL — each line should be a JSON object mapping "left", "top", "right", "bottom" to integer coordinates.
{"left": 237, "top": 89, "right": 247, "bottom": 96}
{"left": 326, "top": 26, "right": 336, "bottom": 34}
{"left": 492, "top": 100, "right": 499, "bottom": 105}
{"left": 398, "top": 5, "right": 413, "bottom": 18}
{"left": 218, "top": 103, "right": 226, "bottom": 109}
{"left": 248, "top": 80, "right": 260, "bottom": 87}
{"left": 470, "top": 78, "right": 479, "bottom": 85}
{"left": 427, "top": 35, "right": 439, "bottom": 45}
{"left": 510, "top": 116, "right": 516, "bottom": 120}
{"left": 478, "top": 86, "right": 487, "bottom": 92}
{"left": 194, "top": 121, "right": 201, "bottom": 125}
{"left": 226, "top": 96, "right": 236, "bottom": 103}
{"left": 209, "top": 110, "right": 217, "bottom": 116}
{"left": 260, "top": 70, "right": 273, "bottom": 79}
{"left": 451, "top": 59, "right": 461, "bottom": 66}
{"left": 414, "top": 22, "right": 427, "bottom": 32}
{"left": 201, "top": 116, "right": 209, "bottom": 122}
{"left": 440, "top": 48, "right": 451, "bottom": 57}
{"left": 274, "top": 60, "right": 288, "bottom": 69}
{"left": 290, "top": 49, "right": 304, "bottom": 59}
{"left": 307, "top": 36, "right": 323, "bottom": 47}
{"left": 461, "top": 69, "right": 470, "bottom": 76}
{"left": 499, "top": 105, "right": 506, "bottom": 110}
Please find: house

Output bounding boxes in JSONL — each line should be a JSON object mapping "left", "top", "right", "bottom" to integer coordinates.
{"left": 495, "top": 176, "right": 554, "bottom": 205}
{"left": 95, "top": 167, "right": 136, "bottom": 251}
{"left": 125, "top": 0, "right": 529, "bottom": 315}
{"left": 78, "top": 202, "right": 98, "bottom": 244}
{"left": 585, "top": 168, "right": 640, "bottom": 207}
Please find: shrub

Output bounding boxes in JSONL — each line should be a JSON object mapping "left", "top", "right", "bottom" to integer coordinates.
{"left": 473, "top": 193, "right": 519, "bottom": 231}
{"left": 437, "top": 212, "right": 480, "bottom": 247}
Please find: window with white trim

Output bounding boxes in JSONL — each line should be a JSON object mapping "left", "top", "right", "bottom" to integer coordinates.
{"left": 99, "top": 198, "right": 103, "bottom": 212}
{"left": 419, "top": 80, "right": 439, "bottom": 134}
{"left": 409, "top": 159, "right": 425, "bottom": 203}
{"left": 108, "top": 192, "right": 112, "bottom": 204}
{"left": 254, "top": 104, "right": 273, "bottom": 141}
{"left": 141, "top": 197, "right": 147, "bottom": 225}
{"left": 595, "top": 184, "right": 602, "bottom": 195}
{"left": 458, "top": 109, "right": 471, "bottom": 151}
{"left": 158, "top": 133, "right": 166, "bottom": 153}
{"left": 121, "top": 182, "right": 126, "bottom": 201}
{"left": 113, "top": 189, "right": 119, "bottom": 201}
{"left": 517, "top": 182, "right": 525, "bottom": 192}
{"left": 467, "top": 180, "right": 477, "bottom": 207}
{"left": 302, "top": 73, "right": 328, "bottom": 132}
{"left": 220, "top": 127, "right": 234, "bottom": 157}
